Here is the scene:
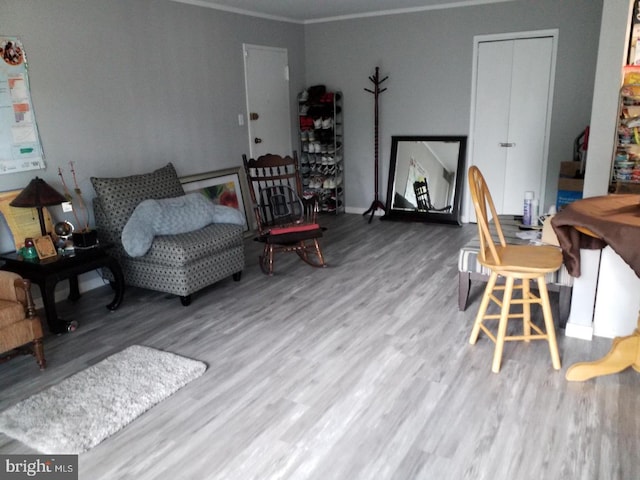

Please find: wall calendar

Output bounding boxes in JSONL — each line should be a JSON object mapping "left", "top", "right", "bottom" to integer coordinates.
{"left": 0, "top": 36, "right": 45, "bottom": 175}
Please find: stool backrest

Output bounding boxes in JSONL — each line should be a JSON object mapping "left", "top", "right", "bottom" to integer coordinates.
{"left": 468, "top": 166, "right": 507, "bottom": 266}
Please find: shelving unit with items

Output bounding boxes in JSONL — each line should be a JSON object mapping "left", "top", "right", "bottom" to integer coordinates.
{"left": 611, "top": 83, "right": 640, "bottom": 193}
{"left": 298, "top": 86, "right": 344, "bottom": 214}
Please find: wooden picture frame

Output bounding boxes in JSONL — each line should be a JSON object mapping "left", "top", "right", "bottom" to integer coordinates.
{"left": 180, "top": 166, "right": 255, "bottom": 234}
{"left": 34, "top": 235, "right": 57, "bottom": 259}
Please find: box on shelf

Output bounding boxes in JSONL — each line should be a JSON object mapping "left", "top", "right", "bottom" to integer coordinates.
{"left": 557, "top": 161, "right": 583, "bottom": 210}
{"left": 559, "top": 161, "right": 583, "bottom": 178}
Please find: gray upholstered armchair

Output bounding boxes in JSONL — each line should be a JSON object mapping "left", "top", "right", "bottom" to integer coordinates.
{"left": 91, "top": 163, "right": 245, "bottom": 305}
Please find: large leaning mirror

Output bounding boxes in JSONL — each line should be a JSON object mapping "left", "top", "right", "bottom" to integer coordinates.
{"left": 382, "top": 135, "right": 467, "bottom": 225}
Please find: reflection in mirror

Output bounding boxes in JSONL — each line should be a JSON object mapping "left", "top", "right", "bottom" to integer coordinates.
{"left": 382, "top": 135, "right": 467, "bottom": 225}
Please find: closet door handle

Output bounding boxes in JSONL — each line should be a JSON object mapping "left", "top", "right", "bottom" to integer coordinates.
{"left": 499, "top": 142, "right": 516, "bottom": 147}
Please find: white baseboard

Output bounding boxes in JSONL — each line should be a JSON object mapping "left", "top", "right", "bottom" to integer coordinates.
{"left": 564, "top": 321, "right": 594, "bottom": 341}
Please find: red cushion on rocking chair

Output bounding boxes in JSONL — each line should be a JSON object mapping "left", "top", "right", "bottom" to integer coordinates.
{"left": 269, "top": 223, "right": 320, "bottom": 235}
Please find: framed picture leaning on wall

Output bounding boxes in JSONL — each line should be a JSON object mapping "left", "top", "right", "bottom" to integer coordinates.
{"left": 180, "top": 167, "right": 254, "bottom": 234}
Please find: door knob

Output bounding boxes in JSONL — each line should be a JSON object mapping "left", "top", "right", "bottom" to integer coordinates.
{"left": 254, "top": 138, "right": 263, "bottom": 144}
{"left": 250, "top": 112, "right": 260, "bottom": 120}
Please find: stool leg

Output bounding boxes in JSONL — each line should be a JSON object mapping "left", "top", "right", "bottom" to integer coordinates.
{"left": 537, "top": 277, "right": 561, "bottom": 370}
{"left": 470, "top": 271, "right": 498, "bottom": 344}
{"left": 492, "top": 276, "right": 514, "bottom": 373}
{"left": 522, "top": 278, "right": 531, "bottom": 342}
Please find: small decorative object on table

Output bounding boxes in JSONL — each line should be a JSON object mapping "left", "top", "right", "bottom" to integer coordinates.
{"left": 20, "top": 238, "right": 38, "bottom": 260}
{"left": 54, "top": 220, "right": 75, "bottom": 251}
{"left": 33, "top": 235, "right": 57, "bottom": 259}
{"left": 58, "top": 162, "right": 98, "bottom": 247}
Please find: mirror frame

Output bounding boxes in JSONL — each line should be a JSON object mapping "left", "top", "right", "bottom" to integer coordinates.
{"left": 382, "top": 135, "right": 467, "bottom": 225}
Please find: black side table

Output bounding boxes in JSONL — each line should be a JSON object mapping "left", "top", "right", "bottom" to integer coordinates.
{"left": 0, "top": 244, "right": 124, "bottom": 334}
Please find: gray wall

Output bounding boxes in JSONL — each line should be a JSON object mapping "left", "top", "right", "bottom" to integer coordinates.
{"left": 0, "top": 0, "right": 305, "bottom": 248}
{"left": 305, "top": 0, "right": 603, "bottom": 214}
{"left": 0, "top": 0, "right": 604, "bottom": 245}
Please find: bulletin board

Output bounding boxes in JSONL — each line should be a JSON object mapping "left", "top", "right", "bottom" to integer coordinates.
{"left": 0, "top": 36, "right": 45, "bottom": 174}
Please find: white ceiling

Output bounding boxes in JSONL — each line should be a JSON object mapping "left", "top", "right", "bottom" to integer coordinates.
{"left": 171, "top": 0, "right": 515, "bottom": 23}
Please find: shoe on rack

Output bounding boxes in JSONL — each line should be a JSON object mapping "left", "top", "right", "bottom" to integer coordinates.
{"left": 299, "top": 90, "right": 309, "bottom": 102}
{"left": 299, "top": 105, "right": 309, "bottom": 115}
{"left": 313, "top": 117, "right": 322, "bottom": 130}
{"left": 320, "top": 92, "right": 334, "bottom": 103}
{"left": 300, "top": 153, "right": 309, "bottom": 164}
{"left": 307, "top": 130, "right": 315, "bottom": 142}
{"left": 299, "top": 116, "right": 313, "bottom": 130}
{"left": 300, "top": 130, "right": 308, "bottom": 142}
{"left": 308, "top": 85, "right": 326, "bottom": 101}
{"left": 322, "top": 117, "right": 333, "bottom": 129}
{"left": 323, "top": 177, "right": 336, "bottom": 189}
{"left": 326, "top": 156, "right": 335, "bottom": 165}
{"left": 326, "top": 198, "right": 342, "bottom": 213}
{"left": 302, "top": 143, "right": 309, "bottom": 152}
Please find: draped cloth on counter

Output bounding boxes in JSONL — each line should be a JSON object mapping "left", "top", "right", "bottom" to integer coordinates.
{"left": 551, "top": 194, "right": 640, "bottom": 278}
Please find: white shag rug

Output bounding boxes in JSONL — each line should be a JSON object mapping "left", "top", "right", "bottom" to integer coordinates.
{"left": 0, "top": 345, "right": 206, "bottom": 454}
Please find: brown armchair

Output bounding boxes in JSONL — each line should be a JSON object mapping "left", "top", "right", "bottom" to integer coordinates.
{"left": 0, "top": 271, "right": 45, "bottom": 369}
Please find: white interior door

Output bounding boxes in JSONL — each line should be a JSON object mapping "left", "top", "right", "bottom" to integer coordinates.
{"left": 468, "top": 33, "right": 556, "bottom": 221}
{"left": 502, "top": 37, "right": 553, "bottom": 214}
{"left": 471, "top": 40, "right": 513, "bottom": 216}
{"left": 243, "top": 44, "right": 292, "bottom": 158}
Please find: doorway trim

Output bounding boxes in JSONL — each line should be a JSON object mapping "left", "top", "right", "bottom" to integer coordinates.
{"left": 464, "top": 29, "right": 559, "bottom": 223}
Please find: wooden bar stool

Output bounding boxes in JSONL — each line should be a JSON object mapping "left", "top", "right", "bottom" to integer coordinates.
{"left": 467, "top": 166, "right": 562, "bottom": 373}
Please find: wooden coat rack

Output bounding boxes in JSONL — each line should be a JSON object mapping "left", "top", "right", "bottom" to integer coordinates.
{"left": 363, "top": 66, "right": 388, "bottom": 223}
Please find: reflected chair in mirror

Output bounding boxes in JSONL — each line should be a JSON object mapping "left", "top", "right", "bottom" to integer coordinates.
{"left": 467, "top": 166, "right": 561, "bottom": 373}
{"left": 413, "top": 180, "right": 451, "bottom": 213}
{"left": 0, "top": 271, "right": 46, "bottom": 370}
{"left": 242, "top": 153, "right": 326, "bottom": 276}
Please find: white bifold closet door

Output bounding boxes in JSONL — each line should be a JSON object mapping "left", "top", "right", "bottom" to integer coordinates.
{"left": 471, "top": 36, "right": 554, "bottom": 218}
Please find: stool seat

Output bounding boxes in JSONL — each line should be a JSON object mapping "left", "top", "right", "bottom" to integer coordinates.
{"left": 481, "top": 244, "right": 562, "bottom": 275}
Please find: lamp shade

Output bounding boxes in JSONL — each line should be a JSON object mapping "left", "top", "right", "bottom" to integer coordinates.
{"left": 10, "top": 177, "right": 67, "bottom": 237}
{"left": 10, "top": 177, "right": 67, "bottom": 208}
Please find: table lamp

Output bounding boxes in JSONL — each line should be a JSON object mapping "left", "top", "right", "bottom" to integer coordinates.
{"left": 10, "top": 177, "right": 67, "bottom": 236}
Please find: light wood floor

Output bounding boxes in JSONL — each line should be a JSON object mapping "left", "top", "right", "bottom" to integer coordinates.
{"left": 1, "top": 214, "right": 638, "bottom": 480}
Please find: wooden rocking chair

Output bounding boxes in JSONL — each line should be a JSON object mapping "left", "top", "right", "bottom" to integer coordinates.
{"left": 413, "top": 180, "right": 451, "bottom": 212}
{"left": 242, "top": 153, "right": 327, "bottom": 275}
